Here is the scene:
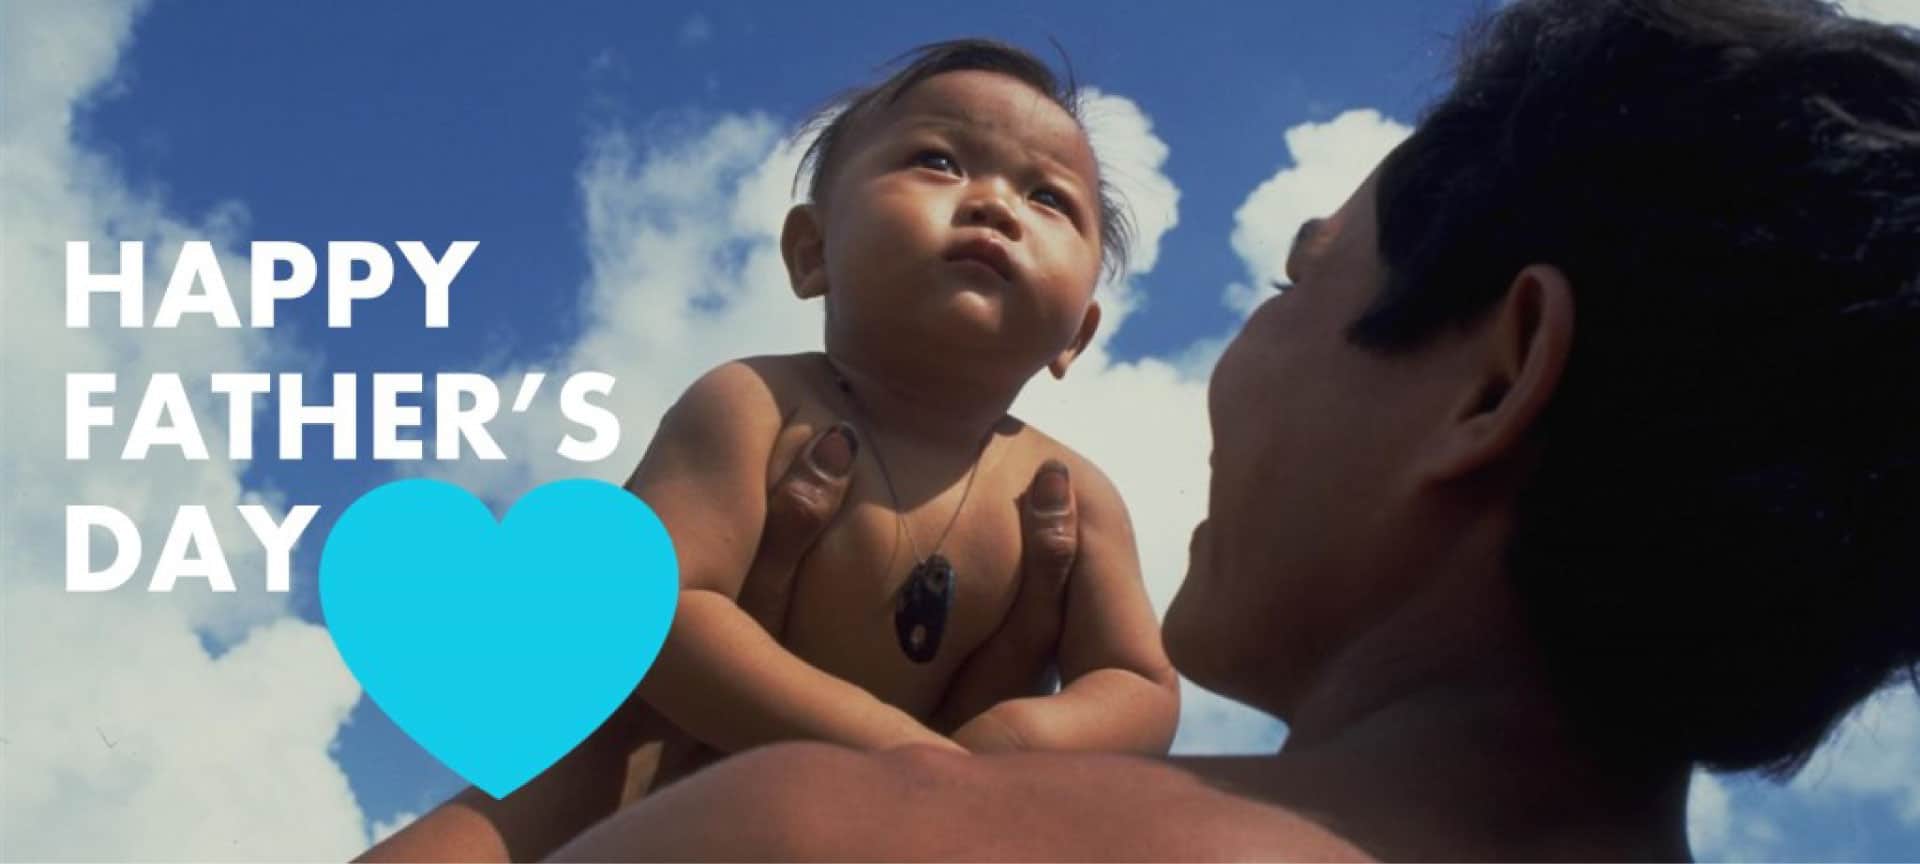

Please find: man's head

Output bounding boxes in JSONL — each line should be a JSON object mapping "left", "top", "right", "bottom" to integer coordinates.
{"left": 1171, "top": 0, "right": 1920, "bottom": 777}
{"left": 780, "top": 40, "right": 1132, "bottom": 386}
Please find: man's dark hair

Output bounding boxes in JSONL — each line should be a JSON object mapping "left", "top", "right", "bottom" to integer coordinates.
{"left": 794, "top": 38, "right": 1134, "bottom": 283}
{"left": 1361, "top": 0, "right": 1920, "bottom": 777}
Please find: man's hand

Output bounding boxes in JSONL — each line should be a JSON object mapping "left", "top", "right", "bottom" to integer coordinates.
{"left": 733, "top": 422, "right": 859, "bottom": 639}
{"left": 932, "top": 459, "right": 1080, "bottom": 735}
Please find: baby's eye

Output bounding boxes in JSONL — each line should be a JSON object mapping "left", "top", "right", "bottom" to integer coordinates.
{"left": 1031, "top": 186, "right": 1071, "bottom": 214}
{"left": 911, "top": 151, "right": 960, "bottom": 175}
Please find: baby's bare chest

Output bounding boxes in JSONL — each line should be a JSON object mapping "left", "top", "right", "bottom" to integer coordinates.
{"left": 763, "top": 417, "right": 1050, "bottom": 716}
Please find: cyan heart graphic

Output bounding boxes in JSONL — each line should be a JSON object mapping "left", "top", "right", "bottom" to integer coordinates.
{"left": 320, "top": 477, "right": 677, "bottom": 798}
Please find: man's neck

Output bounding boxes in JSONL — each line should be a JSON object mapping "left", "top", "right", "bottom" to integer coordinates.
{"left": 1211, "top": 572, "right": 1694, "bottom": 861}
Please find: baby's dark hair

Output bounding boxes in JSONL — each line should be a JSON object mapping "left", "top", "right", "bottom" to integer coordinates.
{"left": 794, "top": 38, "right": 1134, "bottom": 283}
{"left": 1361, "top": 0, "right": 1920, "bottom": 778}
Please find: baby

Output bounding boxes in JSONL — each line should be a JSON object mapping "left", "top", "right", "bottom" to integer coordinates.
{"left": 621, "top": 38, "right": 1179, "bottom": 791}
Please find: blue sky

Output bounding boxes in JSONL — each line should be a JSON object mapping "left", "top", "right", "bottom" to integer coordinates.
{"left": 4, "top": 0, "right": 1918, "bottom": 860}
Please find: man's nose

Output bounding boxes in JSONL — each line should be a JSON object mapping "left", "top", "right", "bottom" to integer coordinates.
{"left": 959, "top": 183, "right": 1021, "bottom": 240}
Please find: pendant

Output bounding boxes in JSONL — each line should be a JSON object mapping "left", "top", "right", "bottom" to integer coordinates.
{"left": 894, "top": 553, "right": 955, "bottom": 663}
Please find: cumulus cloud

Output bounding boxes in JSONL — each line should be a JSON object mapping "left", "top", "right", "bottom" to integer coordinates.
{"left": 1223, "top": 109, "right": 1411, "bottom": 317}
{"left": 1688, "top": 684, "right": 1920, "bottom": 861}
{"left": 369, "top": 810, "right": 420, "bottom": 845}
{"left": 1, "top": 0, "right": 369, "bottom": 858}
{"left": 2, "top": 609, "right": 364, "bottom": 860}
{"left": 1837, "top": 0, "right": 1920, "bottom": 27}
{"left": 1687, "top": 770, "right": 1731, "bottom": 856}
{"left": 1794, "top": 686, "right": 1920, "bottom": 826}
{"left": 1171, "top": 681, "right": 1285, "bottom": 755}
{"left": 1689, "top": 686, "right": 1920, "bottom": 860}
{"left": 1078, "top": 89, "right": 1179, "bottom": 288}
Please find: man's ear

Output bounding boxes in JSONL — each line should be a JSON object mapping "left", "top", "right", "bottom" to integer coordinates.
{"left": 781, "top": 204, "right": 828, "bottom": 300}
{"left": 1427, "top": 264, "right": 1575, "bottom": 480}
{"left": 1048, "top": 301, "right": 1103, "bottom": 379}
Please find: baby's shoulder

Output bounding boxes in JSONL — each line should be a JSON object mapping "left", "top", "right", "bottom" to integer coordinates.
{"left": 718, "top": 353, "right": 852, "bottom": 486}
{"left": 699, "top": 352, "right": 835, "bottom": 411}
{"left": 654, "top": 354, "right": 838, "bottom": 471}
{"left": 997, "top": 419, "right": 1126, "bottom": 508}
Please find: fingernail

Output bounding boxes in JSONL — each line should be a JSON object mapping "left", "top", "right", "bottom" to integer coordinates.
{"left": 1032, "top": 460, "right": 1070, "bottom": 514}
{"left": 810, "top": 424, "right": 857, "bottom": 478}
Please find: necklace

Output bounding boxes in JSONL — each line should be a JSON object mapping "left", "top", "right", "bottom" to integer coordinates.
{"left": 827, "top": 357, "right": 996, "bottom": 663}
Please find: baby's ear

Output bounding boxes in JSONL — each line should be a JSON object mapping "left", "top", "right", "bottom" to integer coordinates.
{"left": 1048, "top": 301, "right": 1103, "bottom": 379}
{"left": 781, "top": 205, "right": 828, "bottom": 300}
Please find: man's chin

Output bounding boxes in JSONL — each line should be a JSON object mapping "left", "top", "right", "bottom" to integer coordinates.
{"left": 1163, "top": 558, "right": 1265, "bottom": 707}
{"left": 1162, "top": 582, "right": 1211, "bottom": 682}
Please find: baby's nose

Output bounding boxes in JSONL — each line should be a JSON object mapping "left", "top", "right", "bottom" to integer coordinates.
{"left": 961, "top": 195, "right": 1021, "bottom": 239}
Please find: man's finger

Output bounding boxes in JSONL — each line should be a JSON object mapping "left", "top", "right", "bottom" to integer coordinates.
{"left": 1004, "top": 459, "right": 1076, "bottom": 648}
{"left": 1020, "top": 459, "right": 1077, "bottom": 588}
{"left": 736, "top": 423, "right": 858, "bottom": 637}
{"left": 928, "top": 460, "right": 1079, "bottom": 731}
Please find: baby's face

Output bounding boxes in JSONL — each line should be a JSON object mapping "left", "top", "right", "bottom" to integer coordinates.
{"left": 815, "top": 70, "right": 1104, "bottom": 378}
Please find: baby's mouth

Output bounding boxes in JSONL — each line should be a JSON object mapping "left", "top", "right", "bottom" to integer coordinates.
{"left": 943, "top": 238, "right": 1015, "bottom": 283}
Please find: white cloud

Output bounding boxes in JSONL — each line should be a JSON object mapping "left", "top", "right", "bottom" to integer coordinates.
{"left": 1224, "top": 109, "right": 1411, "bottom": 317}
{"left": 369, "top": 810, "right": 420, "bottom": 845}
{"left": 1793, "top": 686, "right": 1920, "bottom": 826}
{"left": 1838, "top": 0, "right": 1920, "bottom": 27}
{"left": 1688, "top": 770, "right": 1731, "bottom": 857}
{"left": 1, "top": 0, "right": 370, "bottom": 858}
{"left": 1172, "top": 681, "right": 1285, "bottom": 755}
{"left": 2, "top": 599, "right": 365, "bottom": 861}
{"left": 1079, "top": 88, "right": 1179, "bottom": 283}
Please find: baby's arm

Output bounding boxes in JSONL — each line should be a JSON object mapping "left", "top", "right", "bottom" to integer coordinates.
{"left": 631, "top": 360, "right": 959, "bottom": 754}
{"left": 952, "top": 459, "right": 1180, "bottom": 754}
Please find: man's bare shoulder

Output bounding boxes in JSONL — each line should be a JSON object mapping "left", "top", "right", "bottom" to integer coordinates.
{"left": 619, "top": 742, "right": 1371, "bottom": 862}
{"left": 949, "top": 748, "right": 1368, "bottom": 861}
